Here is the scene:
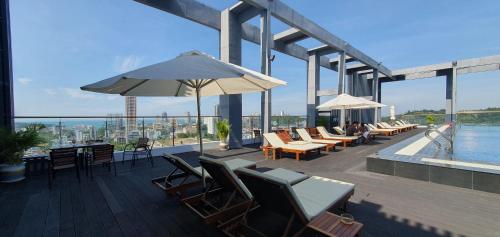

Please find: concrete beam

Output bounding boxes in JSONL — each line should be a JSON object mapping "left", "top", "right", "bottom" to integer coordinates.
{"left": 329, "top": 54, "right": 356, "bottom": 68}
{"left": 369, "top": 54, "right": 500, "bottom": 81}
{"left": 136, "top": 0, "right": 337, "bottom": 71}
{"left": 219, "top": 9, "right": 242, "bottom": 148}
{"left": 240, "top": 0, "right": 392, "bottom": 77}
{"left": 346, "top": 63, "right": 372, "bottom": 74}
{"left": 308, "top": 44, "right": 337, "bottom": 56}
{"left": 317, "top": 88, "right": 338, "bottom": 97}
{"left": 260, "top": 10, "right": 272, "bottom": 136}
{"left": 273, "top": 27, "right": 308, "bottom": 44}
{"left": 230, "top": 1, "right": 260, "bottom": 23}
{"left": 307, "top": 53, "right": 320, "bottom": 127}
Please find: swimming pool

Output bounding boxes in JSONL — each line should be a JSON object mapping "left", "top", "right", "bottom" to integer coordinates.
{"left": 453, "top": 125, "right": 500, "bottom": 165}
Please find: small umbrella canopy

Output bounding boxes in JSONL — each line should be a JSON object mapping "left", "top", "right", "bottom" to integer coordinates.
{"left": 316, "top": 94, "right": 371, "bottom": 111}
{"left": 81, "top": 50, "right": 287, "bottom": 186}
{"left": 350, "top": 97, "right": 386, "bottom": 109}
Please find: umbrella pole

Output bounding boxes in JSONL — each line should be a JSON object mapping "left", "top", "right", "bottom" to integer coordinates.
{"left": 195, "top": 87, "right": 206, "bottom": 188}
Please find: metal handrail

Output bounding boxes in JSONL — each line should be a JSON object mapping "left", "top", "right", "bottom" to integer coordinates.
{"left": 425, "top": 126, "right": 453, "bottom": 152}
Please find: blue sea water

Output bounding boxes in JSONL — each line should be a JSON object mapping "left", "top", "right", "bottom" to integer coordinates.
{"left": 453, "top": 125, "right": 500, "bottom": 165}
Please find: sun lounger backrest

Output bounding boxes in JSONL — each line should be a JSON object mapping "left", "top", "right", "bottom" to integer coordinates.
{"left": 235, "top": 168, "right": 309, "bottom": 224}
{"left": 199, "top": 156, "right": 252, "bottom": 199}
{"left": 263, "top": 133, "right": 286, "bottom": 147}
{"left": 296, "top": 129, "right": 313, "bottom": 142}
{"left": 162, "top": 153, "right": 201, "bottom": 178}
{"left": 377, "top": 122, "right": 387, "bottom": 128}
{"left": 316, "top": 126, "right": 331, "bottom": 138}
{"left": 276, "top": 130, "right": 293, "bottom": 143}
{"left": 333, "top": 127, "right": 344, "bottom": 135}
{"left": 367, "top": 124, "right": 376, "bottom": 130}
{"left": 382, "top": 122, "right": 392, "bottom": 127}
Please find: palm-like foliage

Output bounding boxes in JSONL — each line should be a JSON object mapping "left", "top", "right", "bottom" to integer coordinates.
{"left": 0, "top": 124, "right": 46, "bottom": 164}
{"left": 216, "top": 119, "right": 231, "bottom": 142}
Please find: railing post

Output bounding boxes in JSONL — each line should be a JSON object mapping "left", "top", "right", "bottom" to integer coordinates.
{"left": 58, "top": 118, "right": 62, "bottom": 145}
{"left": 142, "top": 117, "right": 145, "bottom": 138}
{"left": 105, "top": 120, "right": 108, "bottom": 141}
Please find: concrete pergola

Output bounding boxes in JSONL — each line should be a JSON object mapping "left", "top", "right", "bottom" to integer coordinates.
{"left": 1, "top": 0, "right": 499, "bottom": 147}
{"left": 137, "top": 0, "right": 500, "bottom": 147}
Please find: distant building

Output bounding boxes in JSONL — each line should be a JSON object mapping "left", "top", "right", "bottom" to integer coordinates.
{"left": 161, "top": 112, "right": 168, "bottom": 122}
{"left": 186, "top": 111, "right": 192, "bottom": 125}
{"left": 126, "top": 96, "right": 137, "bottom": 132}
{"left": 214, "top": 104, "right": 220, "bottom": 117}
{"left": 204, "top": 117, "right": 216, "bottom": 135}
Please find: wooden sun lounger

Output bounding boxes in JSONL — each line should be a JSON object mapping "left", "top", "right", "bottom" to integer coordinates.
{"left": 316, "top": 126, "right": 360, "bottom": 147}
{"left": 183, "top": 157, "right": 311, "bottom": 224}
{"left": 367, "top": 124, "right": 396, "bottom": 136}
{"left": 377, "top": 122, "right": 405, "bottom": 133}
{"left": 220, "top": 168, "right": 356, "bottom": 236}
{"left": 277, "top": 130, "right": 337, "bottom": 152}
{"left": 296, "top": 128, "right": 341, "bottom": 151}
{"left": 151, "top": 154, "right": 255, "bottom": 198}
{"left": 263, "top": 133, "right": 326, "bottom": 161}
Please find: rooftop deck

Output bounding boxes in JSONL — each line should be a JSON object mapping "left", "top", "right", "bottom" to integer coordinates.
{"left": 2, "top": 129, "right": 500, "bottom": 237}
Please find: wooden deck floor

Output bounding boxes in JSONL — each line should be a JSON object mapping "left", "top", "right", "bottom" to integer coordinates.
{"left": 2, "top": 129, "right": 500, "bottom": 237}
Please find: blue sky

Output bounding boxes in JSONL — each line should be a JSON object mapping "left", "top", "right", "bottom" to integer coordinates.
{"left": 10, "top": 0, "right": 500, "bottom": 116}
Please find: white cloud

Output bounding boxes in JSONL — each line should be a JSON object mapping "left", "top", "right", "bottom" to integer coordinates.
{"left": 43, "top": 88, "right": 57, "bottom": 96}
{"left": 114, "top": 55, "right": 143, "bottom": 73}
{"left": 62, "top": 87, "right": 97, "bottom": 99}
{"left": 18, "top": 77, "right": 33, "bottom": 85}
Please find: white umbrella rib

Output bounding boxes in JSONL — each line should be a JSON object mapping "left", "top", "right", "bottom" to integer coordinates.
{"left": 214, "top": 80, "right": 228, "bottom": 95}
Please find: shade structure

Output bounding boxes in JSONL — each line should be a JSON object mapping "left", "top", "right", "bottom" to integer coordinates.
{"left": 81, "top": 50, "right": 287, "bottom": 185}
{"left": 351, "top": 97, "right": 386, "bottom": 109}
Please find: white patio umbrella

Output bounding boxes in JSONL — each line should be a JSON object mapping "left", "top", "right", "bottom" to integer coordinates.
{"left": 81, "top": 50, "right": 287, "bottom": 184}
{"left": 316, "top": 94, "right": 373, "bottom": 128}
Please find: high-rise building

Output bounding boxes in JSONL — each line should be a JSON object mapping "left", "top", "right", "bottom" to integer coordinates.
{"left": 126, "top": 96, "right": 137, "bottom": 132}
{"left": 214, "top": 104, "right": 220, "bottom": 117}
{"left": 161, "top": 112, "right": 168, "bottom": 122}
{"left": 186, "top": 111, "right": 192, "bottom": 125}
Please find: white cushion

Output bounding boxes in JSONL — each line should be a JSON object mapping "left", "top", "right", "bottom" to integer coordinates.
{"left": 311, "top": 139, "right": 340, "bottom": 145}
{"left": 263, "top": 168, "right": 308, "bottom": 185}
{"left": 282, "top": 143, "right": 325, "bottom": 151}
{"left": 288, "top": 141, "right": 310, "bottom": 145}
{"left": 292, "top": 176, "right": 355, "bottom": 220}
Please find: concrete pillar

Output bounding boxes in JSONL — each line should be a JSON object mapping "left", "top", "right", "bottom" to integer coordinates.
{"left": 220, "top": 9, "right": 242, "bottom": 148}
{"left": 0, "top": 0, "right": 13, "bottom": 130}
{"left": 372, "top": 69, "right": 379, "bottom": 124}
{"left": 337, "top": 51, "right": 346, "bottom": 128}
{"left": 445, "top": 65, "right": 457, "bottom": 123}
{"left": 260, "top": 10, "right": 272, "bottom": 137}
{"left": 306, "top": 52, "right": 320, "bottom": 127}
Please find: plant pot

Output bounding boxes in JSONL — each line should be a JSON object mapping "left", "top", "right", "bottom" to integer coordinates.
{"left": 0, "top": 162, "right": 26, "bottom": 183}
{"left": 219, "top": 142, "right": 229, "bottom": 151}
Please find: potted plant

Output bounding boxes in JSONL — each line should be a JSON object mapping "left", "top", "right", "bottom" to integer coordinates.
{"left": 216, "top": 119, "right": 231, "bottom": 150}
{"left": 0, "top": 124, "right": 45, "bottom": 183}
{"left": 425, "top": 115, "right": 436, "bottom": 128}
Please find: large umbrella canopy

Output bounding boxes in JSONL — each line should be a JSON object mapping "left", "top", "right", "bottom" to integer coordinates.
{"left": 81, "top": 50, "right": 285, "bottom": 97}
{"left": 81, "top": 50, "right": 287, "bottom": 186}
{"left": 316, "top": 94, "right": 371, "bottom": 111}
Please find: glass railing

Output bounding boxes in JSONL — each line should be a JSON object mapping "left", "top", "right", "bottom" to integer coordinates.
{"left": 14, "top": 115, "right": 221, "bottom": 155}
{"left": 15, "top": 114, "right": 317, "bottom": 155}
{"left": 382, "top": 111, "right": 500, "bottom": 126}
{"left": 242, "top": 115, "right": 308, "bottom": 139}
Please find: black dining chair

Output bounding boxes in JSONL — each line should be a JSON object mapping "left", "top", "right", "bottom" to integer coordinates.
{"left": 122, "top": 137, "right": 154, "bottom": 167}
{"left": 48, "top": 148, "right": 79, "bottom": 189}
{"left": 87, "top": 144, "right": 116, "bottom": 178}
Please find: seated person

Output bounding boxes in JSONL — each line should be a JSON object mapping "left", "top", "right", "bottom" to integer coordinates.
{"left": 346, "top": 122, "right": 359, "bottom": 136}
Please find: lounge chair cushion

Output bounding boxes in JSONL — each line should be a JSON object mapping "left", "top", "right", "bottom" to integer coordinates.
{"left": 288, "top": 141, "right": 310, "bottom": 145}
{"left": 263, "top": 168, "right": 308, "bottom": 185}
{"left": 292, "top": 176, "right": 355, "bottom": 220}
{"left": 297, "top": 129, "right": 340, "bottom": 145}
{"left": 282, "top": 143, "right": 325, "bottom": 151}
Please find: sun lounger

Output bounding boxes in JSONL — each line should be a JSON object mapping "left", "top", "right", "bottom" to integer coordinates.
{"left": 382, "top": 122, "right": 412, "bottom": 131}
{"left": 151, "top": 154, "right": 256, "bottom": 197}
{"left": 397, "top": 120, "right": 418, "bottom": 129}
{"left": 223, "top": 167, "right": 355, "bottom": 236}
{"left": 316, "top": 126, "right": 360, "bottom": 147}
{"left": 367, "top": 123, "right": 397, "bottom": 136}
{"left": 395, "top": 121, "right": 415, "bottom": 130}
{"left": 182, "top": 156, "right": 310, "bottom": 224}
{"left": 377, "top": 122, "right": 405, "bottom": 132}
{"left": 263, "top": 133, "right": 326, "bottom": 161}
{"left": 296, "top": 128, "right": 340, "bottom": 151}
{"left": 278, "top": 129, "right": 337, "bottom": 152}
